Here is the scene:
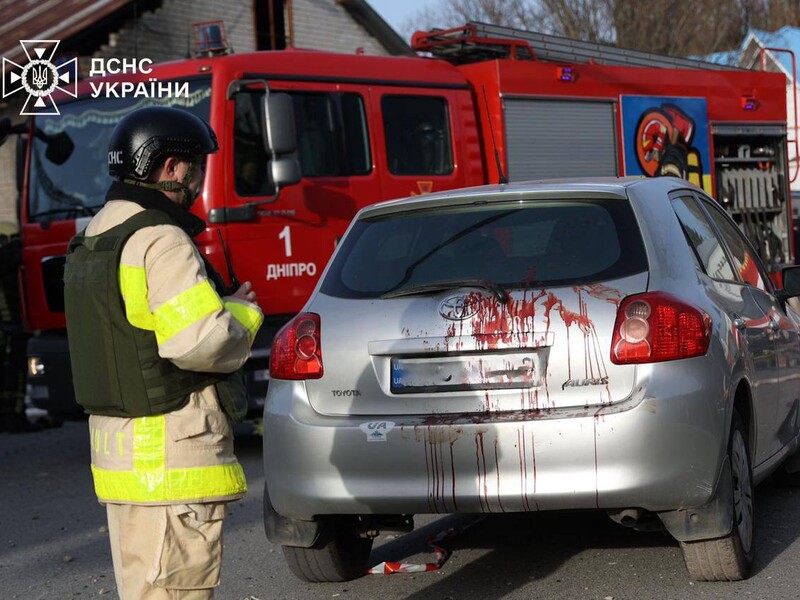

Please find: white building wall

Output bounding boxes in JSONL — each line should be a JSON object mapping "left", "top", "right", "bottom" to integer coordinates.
{"left": 98, "top": 0, "right": 256, "bottom": 63}
{"left": 98, "top": 0, "right": 392, "bottom": 64}
{"left": 290, "top": 0, "right": 391, "bottom": 55}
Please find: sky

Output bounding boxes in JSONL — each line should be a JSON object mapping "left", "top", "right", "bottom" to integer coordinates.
{"left": 368, "top": 0, "right": 436, "bottom": 39}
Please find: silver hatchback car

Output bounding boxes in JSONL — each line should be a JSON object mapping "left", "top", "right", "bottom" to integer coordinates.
{"left": 263, "top": 177, "right": 800, "bottom": 583}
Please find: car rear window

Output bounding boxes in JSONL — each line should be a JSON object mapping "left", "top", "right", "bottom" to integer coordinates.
{"left": 321, "top": 199, "right": 648, "bottom": 298}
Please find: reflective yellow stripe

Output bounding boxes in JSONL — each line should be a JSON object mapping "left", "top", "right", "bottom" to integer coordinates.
{"left": 92, "top": 415, "right": 247, "bottom": 502}
{"left": 119, "top": 265, "right": 155, "bottom": 331}
{"left": 133, "top": 415, "right": 166, "bottom": 472}
{"left": 119, "top": 268, "right": 223, "bottom": 343}
{"left": 153, "top": 280, "right": 223, "bottom": 345}
{"left": 224, "top": 301, "right": 263, "bottom": 344}
{"left": 92, "top": 463, "right": 247, "bottom": 503}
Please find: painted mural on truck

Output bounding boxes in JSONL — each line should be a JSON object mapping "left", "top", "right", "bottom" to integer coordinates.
{"left": 621, "top": 96, "right": 712, "bottom": 193}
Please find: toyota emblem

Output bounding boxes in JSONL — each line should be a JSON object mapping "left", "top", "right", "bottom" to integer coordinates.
{"left": 439, "top": 294, "right": 479, "bottom": 320}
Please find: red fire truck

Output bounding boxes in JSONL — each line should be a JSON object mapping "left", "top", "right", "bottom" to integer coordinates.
{"left": 9, "top": 22, "right": 795, "bottom": 420}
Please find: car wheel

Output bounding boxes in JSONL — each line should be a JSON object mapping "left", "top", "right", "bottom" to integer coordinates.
{"left": 282, "top": 518, "right": 373, "bottom": 582}
{"left": 680, "top": 410, "right": 754, "bottom": 581}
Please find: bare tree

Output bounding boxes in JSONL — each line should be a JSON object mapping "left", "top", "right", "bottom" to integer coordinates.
{"left": 409, "top": 0, "right": 800, "bottom": 58}
{"left": 400, "top": 0, "right": 537, "bottom": 40}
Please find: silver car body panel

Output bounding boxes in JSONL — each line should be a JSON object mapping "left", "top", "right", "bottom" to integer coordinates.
{"left": 264, "top": 177, "right": 800, "bottom": 525}
{"left": 308, "top": 273, "right": 645, "bottom": 417}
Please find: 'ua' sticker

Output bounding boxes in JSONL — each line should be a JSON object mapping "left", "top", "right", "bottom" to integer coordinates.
{"left": 359, "top": 421, "right": 395, "bottom": 442}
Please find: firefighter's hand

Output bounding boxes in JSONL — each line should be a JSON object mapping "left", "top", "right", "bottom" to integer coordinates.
{"left": 232, "top": 281, "right": 257, "bottom": 303}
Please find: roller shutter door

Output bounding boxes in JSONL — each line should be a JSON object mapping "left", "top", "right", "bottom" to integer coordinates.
{"left": 504, "top": 99, "right": 618, "bottom": 181}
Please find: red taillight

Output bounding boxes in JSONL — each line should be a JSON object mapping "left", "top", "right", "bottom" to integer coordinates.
{"left": 610, "top": 292, "right": 711, "bottom": 365}
{"left": 269, "top": 313, "right": 323, "bottom": 380}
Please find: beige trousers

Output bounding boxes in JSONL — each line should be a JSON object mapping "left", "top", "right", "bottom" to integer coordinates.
{"left": 106, "top": 502, "right": 227, "bottom": 600}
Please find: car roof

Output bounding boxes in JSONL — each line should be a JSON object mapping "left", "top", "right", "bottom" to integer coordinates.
{"left": 358, "top": 177, "right": 701, "bottom": 219}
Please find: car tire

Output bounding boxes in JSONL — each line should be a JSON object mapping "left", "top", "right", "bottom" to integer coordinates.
{"left": 282, "top": 519, "right": 373, "bottom": 582}
{"left": 680, "top": 410, "right": 754, "bottom": 581}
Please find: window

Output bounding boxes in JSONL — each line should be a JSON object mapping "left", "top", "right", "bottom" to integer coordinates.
{"left": 701, "top": 197, "right": 771, "bottom": 292}
{"left": 671, "top": 195, "right": 736, "bottom": 282}
{"left": 382, "top": 96, "right": 453, "bottom": 176}
{"left": 29, "top": 78, "right": 211, "bottom": 222}
{"left": 321, "top": 199, "right": 647, "bottom": 299}
{"left": 233, "top": 91, "right": 370, "bottom": 196}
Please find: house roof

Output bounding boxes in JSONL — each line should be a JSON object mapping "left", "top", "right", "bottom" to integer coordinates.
{"left": 741, "top": 26, "right": 800, "bottom": 77}
{"left": 702, "top": 50, "right": 742, "bottom": 67}
{"left": 339, "top": 0, "right": 413, "bottom": 55}
{"left": 0, "top": 0, "right": 132, "bottom": 62}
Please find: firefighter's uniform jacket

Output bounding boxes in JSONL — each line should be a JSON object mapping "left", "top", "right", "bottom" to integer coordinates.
{"left": 69, "top": 182, "right": 262, "bottom": 506}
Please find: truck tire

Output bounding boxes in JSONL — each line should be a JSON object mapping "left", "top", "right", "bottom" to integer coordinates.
{"left": 680, "top": 410, "right": 754, "bottom": 581}
{"left": 282, "top": 519, "right": 373, "bottom": 582}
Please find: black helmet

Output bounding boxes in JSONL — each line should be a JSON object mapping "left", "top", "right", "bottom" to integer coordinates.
{"left": 107, "top": 106, "right": 218, "bottom": 181}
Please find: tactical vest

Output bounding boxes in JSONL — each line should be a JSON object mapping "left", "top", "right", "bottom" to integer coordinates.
{"left": 64, "top": 209, "right": 248, "bottom": 420}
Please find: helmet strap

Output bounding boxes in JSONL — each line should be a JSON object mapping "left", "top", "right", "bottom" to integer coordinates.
{"left": 123, "top": 159, "right": 198, "bottom": 209}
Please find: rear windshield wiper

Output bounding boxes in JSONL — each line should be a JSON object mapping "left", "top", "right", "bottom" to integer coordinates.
{"left": 381, "top": 278, "right": 509, "bottom": 304}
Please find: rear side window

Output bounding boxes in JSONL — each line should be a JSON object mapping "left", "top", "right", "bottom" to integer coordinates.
{"left": 321, "top": 199, "right": 647, "bottom": 298}
{"left": 382, "top": 96, "right": 453, "bottom": 175}
{"left": 700, "top": 197, "right": 771, "bottom": 292}
{"left": 671, "top": 196, "right": 737, "bottom": 282}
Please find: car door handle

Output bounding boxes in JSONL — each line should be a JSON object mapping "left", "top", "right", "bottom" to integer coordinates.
{"left": 732, "top": 314, "right": 746, "bottom": 330}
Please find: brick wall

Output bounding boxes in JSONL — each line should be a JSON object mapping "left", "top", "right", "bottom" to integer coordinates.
{"left": 98, "top": 0, "right": 391, "bottom": 64}
{"left": 98, "top": 0, "right": 256, "bottom": 63}
{"left": 289, "top": 0, "right": 390, "bottom": 56}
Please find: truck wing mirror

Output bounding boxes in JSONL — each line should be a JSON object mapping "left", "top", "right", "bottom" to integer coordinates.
{"left": 210, "top": 82, "right": 301, "bottom": 223}
{"left": 271, "top": 156, "right": 301, "bottom": 189}
{"left": 262, "top": 93, "right": 300, "bottom": 192}
{"left": 264, "top": 94, "right": 297, "bottom": 155}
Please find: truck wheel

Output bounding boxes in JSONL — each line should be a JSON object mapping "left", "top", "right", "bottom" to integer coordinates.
{"left": 680, "top": 410, "right": 754, "bottom": 581}
{"left": 282, "top": 518, "right": 373, "bottom": 582}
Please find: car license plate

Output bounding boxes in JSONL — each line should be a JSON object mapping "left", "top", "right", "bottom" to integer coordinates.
{"left": 391, "top": 350, "right": 546, "bottom": 394}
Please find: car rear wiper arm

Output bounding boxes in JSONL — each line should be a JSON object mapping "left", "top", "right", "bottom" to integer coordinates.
{"left": 381, "top": 278, "right": 509, "bottom": 304}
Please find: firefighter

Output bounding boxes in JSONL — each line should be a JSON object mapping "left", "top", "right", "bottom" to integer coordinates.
{"left": 0, "top": 223, "right": 35, "bottom": 433}
{"left": 64, "top": 106, "right": 263, "bottom": 599}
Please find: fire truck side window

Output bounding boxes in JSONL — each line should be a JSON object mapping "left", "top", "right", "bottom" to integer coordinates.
{"left": 290, "top": 92, "right": 370, "bottom": 177}
{"left": 234, "top": 91, "right": 370, "bottom": 196}
{"left": 381, "top": 96, "right": 453, "bottom": 176}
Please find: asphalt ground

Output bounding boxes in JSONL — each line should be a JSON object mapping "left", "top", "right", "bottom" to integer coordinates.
{"left": 3, "top": 421, "right": 800, "bottom": 599}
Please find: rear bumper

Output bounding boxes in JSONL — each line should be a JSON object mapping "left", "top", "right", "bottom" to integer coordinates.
{"left": 263, "top": 359, "right": 730, "bottom": 520}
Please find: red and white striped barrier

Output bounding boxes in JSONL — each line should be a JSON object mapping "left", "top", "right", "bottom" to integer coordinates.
{"left": 367, "top": 517, "right": 484, "bottom": 575}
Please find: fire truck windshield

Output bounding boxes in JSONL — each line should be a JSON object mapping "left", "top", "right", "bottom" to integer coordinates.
{"left": 27, "top": 78, "right": 211, "bottom": 223}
